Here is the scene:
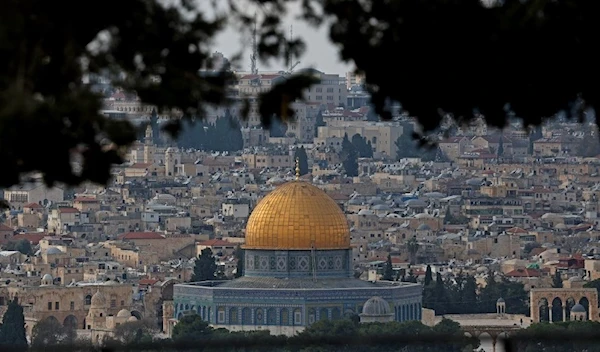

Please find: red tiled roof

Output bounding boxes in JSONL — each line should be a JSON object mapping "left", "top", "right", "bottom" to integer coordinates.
{"left": 0, "top": 223, "right": 12, "bottom": 231}
{"left": 197, "top": 239, "right": 234, "bottom": 247}
{"left": 118, "top": 232, "right": 164, "bottom": 240}
{"left": 505, "top": 268, "right": 541, "bottom": 277}
{"left": 139, "top": 278, "right": 159, "bottom": 286}
{"left": 24, "top": 203, "right": 42, "bottom": 209}
{"left": 11, "top": 233, "right": 48, "bottom": 245}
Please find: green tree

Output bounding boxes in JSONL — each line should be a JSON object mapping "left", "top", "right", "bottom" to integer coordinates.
{"left": 424, "top": 265, "right": 433, "bottom": 286}
{"left": 461, "top": 275, "right": 479, "bottom": 314}
{"left": 294, "top": 146, "right": 309, "bottom": 176}
{"left": 552, "top": 271, "right": 564, "bottom": 288}
{"left": 172, "top": 314, "right": 214, "bottom": 342}
{"left": 351, "top": 134, "right": 373, "bottom": 158}
{"left": 395, "top": 122, "right": 439, "bottom": 161}
{"left": 584, "top": 279, "right": 600, "bottom": 306}
{"left": 315, "top": 110, "right": 326, "bottom": 137}
{"left": 32, "top": 316, "right": 76, "bottom": 347}
{"left": 3, "top": 239, "right": 33, "bottom": 255}
{"left": 2, "top": 0, "right": 599, "bottom": 198}
{"left": 0, "top": 299, "right": 27, "bottom": 350}
{"left": 192, "top": 248, "right": 217, "bottom": 282}
{"left": 105, "top": 319, "right": 154, "bottom": 346}
{"left": 406, "top": 236, "right": 419, "bottom": 265}
{"left": 340, "top": 136, "right": 359, "bottom": 177}
{"left": 234, "top": 245, "right": 244, "bottom": 279}
{"left": 382, "top": 254, "right": 394, "bottom": 281}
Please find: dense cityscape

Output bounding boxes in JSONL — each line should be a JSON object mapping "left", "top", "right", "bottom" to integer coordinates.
{"left": 2, "top": 51, "right": 600, "bottom": 351}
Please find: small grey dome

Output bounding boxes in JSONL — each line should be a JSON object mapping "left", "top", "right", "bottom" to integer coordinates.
{"left": 117, "top": 309, "right": 131, "bottom": 318}
{"left": 46, "top": 247, "right": 63, "bottom": 255}
{"left": 417, "top": 223, "right": 431, "bottom": 231}
{"left": 91, "top": 290, "right": 106, "bottom": 307}
{"left": 497, "top": 297, "right": 505, "bottom": 303}
{"left": 41, "top": 274, "right": 53, "bottom": 285}
{"left": 362, "top": 296, "right": 392, "bottom": 316}
{"left": 571, "top": 303, "right": 586, "bottom": 313}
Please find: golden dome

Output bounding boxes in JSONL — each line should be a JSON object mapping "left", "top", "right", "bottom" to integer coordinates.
{"left": 244, "top": 181, "right": 350, "bottom": 250}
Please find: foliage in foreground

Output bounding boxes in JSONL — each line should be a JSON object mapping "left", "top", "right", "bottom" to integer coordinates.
{"left": 509, "top": 320, "right": 600, "bottom": 352}
{"left": 2, "top": 1, "right": 600, "bottom": 192}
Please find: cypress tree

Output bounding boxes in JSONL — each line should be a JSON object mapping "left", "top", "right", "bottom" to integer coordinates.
{"left": 382, "top": 254, "right": 394, "bottom": 281}
{"left": 424, "top": 265, "right": 433, "bottom": 286}
{"left": 0, "top": 299, "right": 28, "bottom": 350}
{"left": 192, "top": 248, "right": 217, "bottom": 282}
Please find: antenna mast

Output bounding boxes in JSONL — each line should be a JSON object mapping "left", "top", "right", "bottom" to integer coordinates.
{"left": 250, "top": 14, "right": 258, "bottom": 75}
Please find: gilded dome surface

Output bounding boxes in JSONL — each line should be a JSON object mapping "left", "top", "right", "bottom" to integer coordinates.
{"left": 244, "top": 181, "right": 350, "bottom": 250}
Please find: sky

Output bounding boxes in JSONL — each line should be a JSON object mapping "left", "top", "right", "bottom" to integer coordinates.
{"left": 210, "top": 2, "right": 354, "bottom": 75}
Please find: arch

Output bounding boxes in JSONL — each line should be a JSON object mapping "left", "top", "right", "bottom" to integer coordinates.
{"left": 579, "top": 297, "right": 590, "bottom": 320}
{"left": 85, "top": 295, "right": 92, "bottom": 305}
{"left": 44, "top": 316, "right": 59, "bottom": 325}
{"left": 551, "top": 297, "right": 563, "bottom": 322}
{"left": 131, "top": 310, "right": 143, "bottom": 320}
{"left": 255, "top": 308, "right": 264, "bottom": 325}
{"left": 229, "top": 307, "right": 238, "bottom": 324}
{"left": 280, "top": 308, "right": 290, "bottom": 326}
{"left": 63, "top": 315, "right": 78, "bottom": 330}
{"left": 267, "top": 308, "right": 276, "bottom": 325}
{"left": 217, "top": 307, "right": 226, "bottom": 323}
{"left": 332, "top": 307, "right": 341, "bottom": 320}
{"left": 538, "top": 298, "right": 550, "bottom": 322}
{"left": 319, "top": 308, "right": 329, "bottom": 321}
{"left": 565, "top": 297, "right": 576, "bottom": 321}
{"left": 241, "top": 308, "right": 251, "bottom": 325}
{"left": 308, "top": 308, "right": 316, "bottom": 324}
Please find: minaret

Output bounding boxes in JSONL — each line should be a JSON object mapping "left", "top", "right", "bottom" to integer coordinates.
{"left": 143, "top": 124, "right": 154, "bottom": 164}
{"left": 295, "top": 158, "right": 300, "bottom": 180}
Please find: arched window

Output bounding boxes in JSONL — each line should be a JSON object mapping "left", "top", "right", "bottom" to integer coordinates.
{"left": 319, "top": 308, "right": 329, "bottom": 321}
{"left": 85, "top": 295, "right": 92, "bottom": 305}
{"left": 267, "top": 308, "right": 276, "bottom": 325}
{"left": 255, "top": 309, "right": 264, "bottom": 325}
{"left": 242, "top": 308, "right": 252, "bottom": 325}
{"left": 281, "top": 308, "right": 289, "bottom": 326}
{"left": 229, "top": 308, "right": 238, "bottom": 324}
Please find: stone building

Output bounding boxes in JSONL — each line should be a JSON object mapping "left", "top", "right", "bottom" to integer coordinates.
{"left": 172, "top": 174, "right": 422, "bottom": 336}
{"left": 0, "top": 276, "right": 135, "bottom": 338}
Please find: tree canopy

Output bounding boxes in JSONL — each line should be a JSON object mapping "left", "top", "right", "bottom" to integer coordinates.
{"left": 0, "top": 299, "right": 27, "bottom": 350}
{"left": 192, "top": 248, "right": 218, "bottom": 282}
{"left": 3, "top": 0, "right": 600, "bottom": 191}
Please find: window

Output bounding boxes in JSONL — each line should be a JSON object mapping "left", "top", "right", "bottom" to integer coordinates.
{"left": 70, "top": 301, "right": 75, "bottom": 311}
{"left": 218, "top": 308, "right": 225, "bottom": 323}
{"left": 121, "top": 300, "right": 125, "bottom": 306}
{"left": 55, "top": 302, "right": 59, "bottom": 310}
{"left": 294, "top": 310, "right": 302, "bottom": 324}
{"left": 111, "top": 299, "right": 116, "bottom": 308}
{"left": 48, "top": 302, "right": 52, "bottom": 311}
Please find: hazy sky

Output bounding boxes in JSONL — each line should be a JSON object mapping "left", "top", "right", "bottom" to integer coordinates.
{"left": 211, "top": 3, "right": 354, "bottom": 75}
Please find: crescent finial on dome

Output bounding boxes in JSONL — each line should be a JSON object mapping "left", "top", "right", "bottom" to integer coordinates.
{"left": 295, "top": 157, "right": 300, "bottom": 180}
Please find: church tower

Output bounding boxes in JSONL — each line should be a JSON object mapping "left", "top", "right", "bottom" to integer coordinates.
{"left": 143, "top": 124, "right": 154, "bottom": 164}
